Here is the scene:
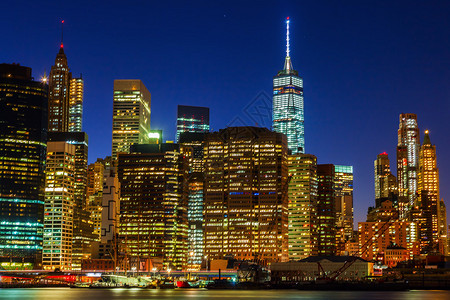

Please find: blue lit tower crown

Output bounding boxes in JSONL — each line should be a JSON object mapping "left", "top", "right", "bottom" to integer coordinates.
{"left": 272, "top": 17, "right": 304, "bottom": 154}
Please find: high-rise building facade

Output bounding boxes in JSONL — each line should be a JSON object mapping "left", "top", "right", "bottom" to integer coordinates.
{"left": 203, "top": 127, "right": 289, "bottom": 264}
{"left": 317, "top": 164, "right": 336, "bottom": 256}
{"left": 176, "top": 105, "right": 209, "bottom": 142}
{"left": 86, "top": 161, "right": 105, "bottom": 240}
{"left": 287, "top": 154, "right": 318, "bottom": 260}
{"left": 374, "top": 153, "right": 398, "bottom": 205}
{"left": 273, "top": 17, "right": 304, "bottom": 154}
{"left": 179, "top": 132, "right": 206, "bottom": 270}
{"left": 0, "top": 64, "right": 48, "bottom": 269}
{"left": 112, "top": 80, "right": 151, "bottom": 159}
{"left": 397, "top": 113, "right": 420, "bottom": 217}
{"left": 118, "top": 144, "right": 189, "bottom": 271}
{"left": 439, "top": 200, "right": 447, "bottom": 255}
{"left": 98, "top": 157, "right": 120, "bottom": 244}
{"left": 417, "top": 130, "right": 440, "bottom": 252}
{"left": 47, "top": 132, "right": 95, "bottom": 270}
{"left": 69, "top": 77, "right": 83, "bottom": 132}
{"left": 334, "top": 165, "right": 354, "bottom": 254}
{"left": 43, "top": 141, "right": 75, "bottom": 270}
{"left": 48, "top": 44, "right": 71, "bottom": 132}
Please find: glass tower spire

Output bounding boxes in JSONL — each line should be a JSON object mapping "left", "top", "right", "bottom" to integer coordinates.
{"left": 272, "top": 17, "right": 304, "bottom": 154}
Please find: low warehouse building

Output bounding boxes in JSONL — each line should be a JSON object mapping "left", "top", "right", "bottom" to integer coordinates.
{"left": 270, "top": 256, "right": 373, "bottom": 283}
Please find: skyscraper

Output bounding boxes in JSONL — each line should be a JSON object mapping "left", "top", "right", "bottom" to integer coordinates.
{"left": 47, "top": 132, "right": 95, "bottom": 270}
{"left": 176, "top": 105, "right": 210, "bottom": 142}
{"left": 118, "top": 144, "right": 189, "bottom": 271}
{"left": 273, "top": 17, "right": 304, "bottom": 154}
{"left": 334, "top": 165, "right": 354, "bottom": 253}
{"left": 374, "top": 152, "right": 398, "bottom": 206}
{"left": 99, "top": 157, "right": 120, "bottom": 244}
{"left": 417, "top": 130, "right": 440, "bottom": 252}
{"left": 0, "top": 63, "right": 48, "bottom": 269}
{"left": 179, "top": 132, "right": 206, "bottom": 270}
{"left": 287, "top": 154, "right": 318, "bottom": 260}
{"left": 48, "top": 43, "right": 71, "bottom": 132}
{"left": 203, "top": 127, "right": 289, "bottom": 264}
{"left": 317, "top": 164, "right": 336, "bottom": 256}
{"left": 112, "top": 80, "right": 151, "bottom": 159}
{"left": 43, "top": 141, "right": 75, "bottom": 270}
{"left": 86, "top": 161, "right": 105, "bottom": 240}
{"left": 397, "top": 113, "right": 420, "bottom": 218}
{"left": 69, "top": 77, "right": 83, "bottom": 132}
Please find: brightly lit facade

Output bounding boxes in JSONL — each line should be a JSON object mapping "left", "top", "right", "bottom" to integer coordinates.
{"left": 273, "top": 18, "right": 304, "bottom": 154}
{"left": 118, "top": 144, "right": 189, "bottom": 271}
{"left": 0, "top": 64, "right": 48, "bottom": 269}
{"left": 43, "top": 141, "right": 75, "bottom": 270}
{"left": 47, "top": 132, "right": 94, "bottom": 270}
{"left": 112, "top": 80, "right": 151, "bottom": 159}
{"left": 334, "top": 165, "right": 354, "bottom": 254}
{"left": 69, "top": 77, "right": 83, "bottom": 132}
{"left": 397, "top": 113, "right": 420, "bottom": 218}
{"left": 86, "top": 161, "right": 105, "bottom": 241}
{"left": 179, "top": 132, "right": 206, "bottom": 270}
{"left": 287, "top": 154, "right": 318, "bottom": 260}
{"left": 204, "top": 127, "right": 289, "bottom": 264}
{"left": 417, "top": 130, "right": 440, "bottom": 252}
{"left": 374, "top": 152, "right": 398, "bottom": 206}
{"left": 439, "top": 200, "right": 447, "bottom": 255}
{"left": 48, "top": 44, "right": 71, "bottom": 132}
{"left": 176, "top": 105, "right": 209, "bottom": 142}
{"left": 358, "top": 221, "right": 418, "bottom": 262}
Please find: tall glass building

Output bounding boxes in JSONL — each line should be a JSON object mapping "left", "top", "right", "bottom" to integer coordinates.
{"left": 176, "top": 105, "right": 209, "bottom": 142}
{"left": 179, "top": 132, "right": 206, "bottom": 270}
{"left": 112, "top": 80, "right": 151, "bottom": 159}
{"left": 273, "top": 17, "right": 304, "bottom": 154}
{"left": 0, "top": 63, "right": 48, "bottom": 269}
{"left": 69, "top": 77, "right": 84, "bottom": 132}
{"left": 396, "top": 113, "right": 420, "bottom": 218}
{"left": 118, "top": 144, "right": 189, "bottom": 271}
{"left": 287, "top": 154, "right": 318, "bottom": 260}
{"left": 43, "top": 141, "right": 75, "bottom": 270}
{"left": 334, "top": 165, "right": 354, "bottom": 254}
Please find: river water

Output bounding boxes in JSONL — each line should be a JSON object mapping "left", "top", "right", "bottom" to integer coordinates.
{"left": 0, "top": 288, "right": 449, "bottom": 300}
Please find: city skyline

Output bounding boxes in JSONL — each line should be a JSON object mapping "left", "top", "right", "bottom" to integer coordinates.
{"left": 2, "top": 1, "right": 450, "bottom": 226}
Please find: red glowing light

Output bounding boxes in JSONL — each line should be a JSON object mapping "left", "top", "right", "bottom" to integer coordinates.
{"left": 287, "top": 16, "right": 290, "bottom": 20}
{"left": 379, "top": 152, "right": 388, "bottom": 156}
{"left": 62, "top": 20, "right": 65, "bottom": 23}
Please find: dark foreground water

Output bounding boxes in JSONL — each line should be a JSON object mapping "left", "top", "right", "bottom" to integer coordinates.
{"left": 1, "top": 288, "right": 450, "bottom": 300}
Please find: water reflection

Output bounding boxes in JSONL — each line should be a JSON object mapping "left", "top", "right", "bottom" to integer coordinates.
{"left": 0, "top": 288, "right": 448, "bottom": 300}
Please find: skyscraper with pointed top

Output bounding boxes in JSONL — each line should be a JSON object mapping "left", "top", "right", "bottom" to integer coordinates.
{"left": 273, "top": 17, "right": 304, "bottom": 154}
{"left": 417, "top": 130, "right": 441, "bottom": 252}
{"left": 48, "top": 38, "right": 71, "bottom": 132}
{"left": 48, "top": 21, "right": 84, "bottom": 132}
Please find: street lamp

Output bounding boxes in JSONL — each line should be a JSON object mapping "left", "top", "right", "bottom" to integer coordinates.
{"left": 152, "top": 267, "right": 157, "bottom": 278}
{"left": 204, "top": 255, "right": 208, "bottom": 271}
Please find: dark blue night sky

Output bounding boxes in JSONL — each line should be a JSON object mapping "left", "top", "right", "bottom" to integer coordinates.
{"left": 2, "top": 0, "right": 450, "bottom": 225}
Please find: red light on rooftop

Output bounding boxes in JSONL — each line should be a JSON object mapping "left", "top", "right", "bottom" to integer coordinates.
{"left": 287, "top": 16, "right": 290, "bottom": 20}
{"left": 379, "top": 152, "right": 388, "bottom": 156}
{"left": 62, "top": 20, "right": 64, "bottom": 23}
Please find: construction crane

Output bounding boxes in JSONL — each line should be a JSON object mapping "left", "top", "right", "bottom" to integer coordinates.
{"left": 316, "top": 214, "right": 396, "bottom": 282}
